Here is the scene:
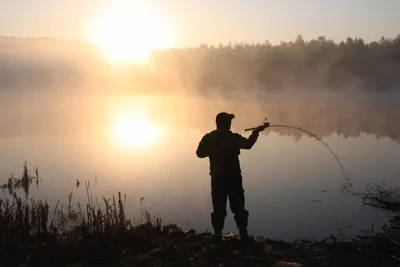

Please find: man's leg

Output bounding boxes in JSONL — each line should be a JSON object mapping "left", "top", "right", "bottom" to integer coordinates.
{"left": 228, "top": 175, "right": 250, "bottom": 240}
{"left": 211, "top": 176, "right": 228, "bottom": 240}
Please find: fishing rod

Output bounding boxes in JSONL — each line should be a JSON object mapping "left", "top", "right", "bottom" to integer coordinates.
{"left": 245, "top": 118, "right": 352, "bottom": 190}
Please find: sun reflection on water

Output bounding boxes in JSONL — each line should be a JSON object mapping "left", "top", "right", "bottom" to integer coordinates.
{"left": 110, "top": 110, "right": 163, "bottom": 150}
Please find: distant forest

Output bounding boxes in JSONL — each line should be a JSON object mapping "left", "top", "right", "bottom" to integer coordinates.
{"left": 1, "top": 36, "right": 400, "bottom": 140}
{"left": 1, "top": 35, "right": 400, "bottom": 92}
{"left": 157, "top": 35, "right": 400, "bottom": 92}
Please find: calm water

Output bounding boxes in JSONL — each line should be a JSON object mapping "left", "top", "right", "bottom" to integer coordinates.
{"left": 1, "top": 91, "right": 400, "bottom": 240}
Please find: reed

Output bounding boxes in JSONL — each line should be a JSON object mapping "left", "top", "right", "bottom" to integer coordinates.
{"left": 1, "top": 163, "right": 400, "bottom": 266}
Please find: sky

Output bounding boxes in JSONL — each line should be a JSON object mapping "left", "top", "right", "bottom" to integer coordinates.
{"left": 1, "top": 0, "right": 400, "bottom": 47}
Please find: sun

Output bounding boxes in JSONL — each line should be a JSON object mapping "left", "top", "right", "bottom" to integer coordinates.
{"left": 86, "top": 3, "right": 174, "bottom": 63}
{"left": 111, "top": 111, "right": 162, "bottom": 149}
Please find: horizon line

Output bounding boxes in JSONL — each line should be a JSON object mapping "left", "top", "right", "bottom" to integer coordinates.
{"left": 1, "top": 33, "right": 400, "bottom": 48}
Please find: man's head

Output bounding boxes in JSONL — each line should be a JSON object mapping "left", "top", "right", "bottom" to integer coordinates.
{"left": 216, "top": 112, "right": 235, "bottom": 130}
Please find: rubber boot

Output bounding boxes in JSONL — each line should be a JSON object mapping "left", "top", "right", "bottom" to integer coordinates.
{"left": 239, "top": 227, "right": 252, "bottom": 243}
{"left": 211, "top": 229, "right": 223, "bottom": 245}
{"left": 234, "top": 211, "right": 252, "bottom": 244}
{"left": 234, "top": 212, "right": 248, "bottom": 232}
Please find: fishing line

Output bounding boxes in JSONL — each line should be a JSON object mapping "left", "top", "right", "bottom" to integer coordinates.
{"left": 246, "top": 123, "right": 352, "bottom": 190}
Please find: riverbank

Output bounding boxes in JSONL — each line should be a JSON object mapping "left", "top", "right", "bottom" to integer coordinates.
{"left": 1, "top": 193, "right": 399, "bottom": 267}
{"left": 1, "top": 165, "right": 399, "bottom": 266}
{"left": 1, "top": 216, "right": 399, "bottom": 267}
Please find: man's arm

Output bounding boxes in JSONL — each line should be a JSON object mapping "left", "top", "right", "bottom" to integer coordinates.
{"left": 236, "top": 131, "right": 260, "bottom": 149}
{"left": 236, "top": 124, "right": 269, "bottom": 149}
{"left": 196, "top": 134, "right": 210, "bottom": 158}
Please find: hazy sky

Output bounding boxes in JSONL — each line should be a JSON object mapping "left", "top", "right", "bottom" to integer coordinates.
{"left": 1, "top": 0, "right": 399, "bottom": 46}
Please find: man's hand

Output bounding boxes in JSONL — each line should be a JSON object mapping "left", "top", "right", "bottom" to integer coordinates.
{"left": 253, "top": 122, "right": 270, "bottom": 133}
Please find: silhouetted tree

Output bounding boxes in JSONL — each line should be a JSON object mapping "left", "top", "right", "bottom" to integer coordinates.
{"left": 2, "top": 34, "right": 400, "bottom": 92}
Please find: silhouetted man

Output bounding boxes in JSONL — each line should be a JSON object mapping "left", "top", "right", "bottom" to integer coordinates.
{"left": 196, "top": 112, "right": 269, "bottom": 242}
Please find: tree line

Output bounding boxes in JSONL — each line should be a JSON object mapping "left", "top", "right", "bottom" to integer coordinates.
{"left": 152, "top": 35, "right": 400, "bottom": 93}
{"left": 1, "top": 34, "right": 400, "bottom": 92}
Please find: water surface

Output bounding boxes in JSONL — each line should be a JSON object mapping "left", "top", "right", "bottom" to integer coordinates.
{"left": 1, "top": 92, "right": 399, "bottom": 240}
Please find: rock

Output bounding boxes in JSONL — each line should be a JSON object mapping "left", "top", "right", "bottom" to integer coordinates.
{"left": 166, "top": 260, "right": 190, "bottom": 267}
{"left": 150, "top": 247, "right": 173, "bottom": 261}
{"left": 271, "top": 250, "right": 287, "bottom": 257}
{"left": 312, "top": 247, "right": 326, "bottom": 254}
{"left": 171, "top": 237, "right": 184, "bottom": 245}
{"left": 185, "top": 229, "right": 196, "bottom": 236}
{"left": 263, "top": 244, "right": 274, "bottom": 253}
{"left": 176, "top": 242, "right": 202, "bottom": 252}
{"left": 189, "top": 260, "right": 209, "bottom": 267}
{"left": 169, "top": 231, "right": 186, "bottom": 239}
{"left": 274, "top": 261, "right": 303, "bottom": 267}
{"left": 225, "top": 233, "right": 235, "bottom": 239}
{"left": 136, "top": 255, "right": 161, "bottom": 265}
{"left": 164, "top": 224, "right": 182, "bottom": 232}
{"left": 183, "top": 236, "right": 200, "bottom": 243}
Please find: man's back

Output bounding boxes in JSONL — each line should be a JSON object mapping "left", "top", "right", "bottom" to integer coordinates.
{"left": 196, "top": 112, "right": 269, "bottom": 243}
{"left": 196, "top": 129, "right": 259, "bottom": 176}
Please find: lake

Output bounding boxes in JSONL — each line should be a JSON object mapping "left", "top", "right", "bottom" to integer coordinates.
{"left": 1, "top": 90, "right": 399, "bottom": 240}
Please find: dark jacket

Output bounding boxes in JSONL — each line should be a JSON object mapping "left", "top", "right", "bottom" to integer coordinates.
{"left": 196, "top": 129, "right": 259, "bottom": 176}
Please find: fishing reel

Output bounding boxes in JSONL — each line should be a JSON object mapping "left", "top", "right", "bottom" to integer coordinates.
{"left": 245, "top": 118, "right": 270, "bottom": 132}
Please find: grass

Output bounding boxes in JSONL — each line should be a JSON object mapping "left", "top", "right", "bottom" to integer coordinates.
{"left": 0, "top": 161, "right": 39, "bottom": 198}
{"left": 0, "top": 163, "right": 170, "bottom": 266}
{"left": 1, "top": 163, "right": 400, "bottom": 267}
{"left": 0, "top": 173, "right": 164, "bottom": 242}
{"left": 357, "top": 183, "right": 400, "bottom": 212}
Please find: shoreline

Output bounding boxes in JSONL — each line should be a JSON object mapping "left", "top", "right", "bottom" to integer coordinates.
{"left": 1, "top": 164, "right": 400, "bottom": 266}
{"left": 1, "top": 193, "right": 399, "bottom": 267}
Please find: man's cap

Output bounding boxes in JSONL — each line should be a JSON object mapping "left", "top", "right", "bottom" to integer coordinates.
{"left": 216, "top": 112, "right": 235, "bottom": 124}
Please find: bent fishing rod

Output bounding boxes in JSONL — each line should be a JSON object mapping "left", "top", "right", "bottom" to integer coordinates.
{"left": 245, "top": 118, "right": 352, "bottom": 190}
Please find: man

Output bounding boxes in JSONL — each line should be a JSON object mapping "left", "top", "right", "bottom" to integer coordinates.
{"left": 196, "top": 112, "right": 269, "bottom": 242}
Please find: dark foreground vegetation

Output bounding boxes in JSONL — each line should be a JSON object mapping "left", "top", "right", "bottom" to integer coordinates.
{"left": 1, "top": 164, "right": 400, "bottom": 267}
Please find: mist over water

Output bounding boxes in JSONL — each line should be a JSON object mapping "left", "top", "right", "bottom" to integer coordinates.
{"left": 2, "top": 87, "right": 400, "bottom": 144}
{"left": 1, "top": 37, "right": 400, "bottom": 239}
{"left": 2, "top": 36, "right": 400, "bottom": 140}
